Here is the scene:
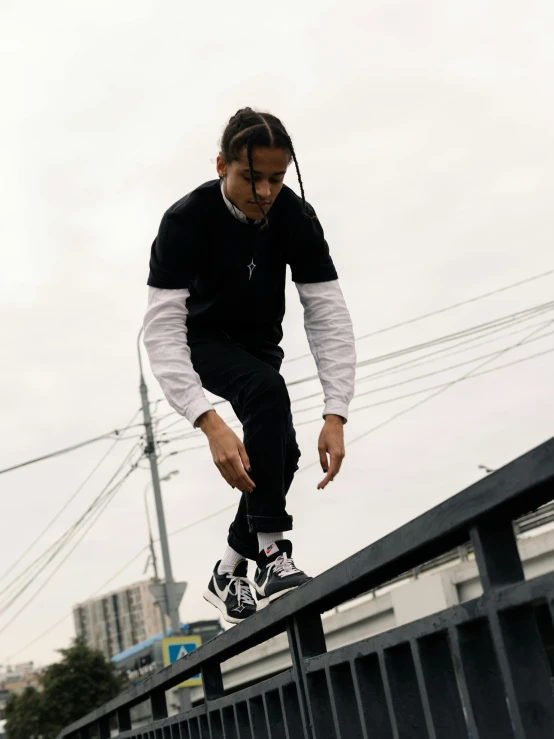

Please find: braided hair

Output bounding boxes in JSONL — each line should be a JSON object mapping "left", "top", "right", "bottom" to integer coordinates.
{"left": 219, "top": 107, "right": 317, "bottom": 229}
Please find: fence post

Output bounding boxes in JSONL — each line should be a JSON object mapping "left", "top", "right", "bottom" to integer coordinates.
{"left": 97, "top": 716, "right": 111, "bottom": 739}
{"left": 471, "top": 519, "right": 554, "bottom": 738}
{"left": 287, "top": 607, "right": 327, "bottom": 739}
{"left": 202, "top": 662, "right": 225, "bottom": 701}
{"left": 151, "top": 688, "right": 168, "bottom": 721}
{"left": 117, "top": 706, "right": 132, "bottom": 732}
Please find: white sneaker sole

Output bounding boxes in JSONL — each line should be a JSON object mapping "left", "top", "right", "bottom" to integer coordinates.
{"left": 256, "top": 586, "right": 297, "bottom": 610}
{"left": 203, "top": 589, "right": 255, "bottom": 625}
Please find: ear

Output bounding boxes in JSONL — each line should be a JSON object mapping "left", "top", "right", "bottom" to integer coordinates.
{"left": 216, "top": 153, "right": 227, "bottom": 178}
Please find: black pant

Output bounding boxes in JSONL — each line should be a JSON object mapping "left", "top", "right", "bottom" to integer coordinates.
{"left": 188, "top": 329, "right": 301, "bottom": 561}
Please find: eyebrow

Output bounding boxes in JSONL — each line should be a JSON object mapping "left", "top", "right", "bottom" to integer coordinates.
{"left": 240, "top": 168, "right": 287, "bottom": 176}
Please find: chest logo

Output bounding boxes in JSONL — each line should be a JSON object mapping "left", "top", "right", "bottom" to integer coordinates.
{"left": 247, "top": 259, "right": 256, "bottom": 280}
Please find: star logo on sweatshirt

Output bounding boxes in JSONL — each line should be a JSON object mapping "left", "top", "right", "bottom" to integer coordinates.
{"left": 247, "top": 259, "right": 256, "bottom": 280}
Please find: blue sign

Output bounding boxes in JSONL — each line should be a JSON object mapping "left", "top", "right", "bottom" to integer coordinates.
{"left": 162, "top": 636, "right": 202, "bottom": 687}
{"left": 168, "top": 642, "right": 196, "bottom": 662}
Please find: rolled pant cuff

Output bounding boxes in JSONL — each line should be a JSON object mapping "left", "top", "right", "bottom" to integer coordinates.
{"left": 227, "top": 531, "right": 259, "bottom": 562}
{"left": 247, "top": 514, "right": 293, "bottom": 534}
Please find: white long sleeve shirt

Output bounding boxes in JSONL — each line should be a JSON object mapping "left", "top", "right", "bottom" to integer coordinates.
{"left": 143, "top": 185, "right": 356, "bottom": 427}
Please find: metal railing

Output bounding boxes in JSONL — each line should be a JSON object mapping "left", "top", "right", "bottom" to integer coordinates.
{"left": 58, "top": 437, "right": 554, "bottom": 738}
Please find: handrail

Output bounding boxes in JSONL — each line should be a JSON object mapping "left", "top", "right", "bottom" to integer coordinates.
{"left": 57, "top": 435, "right": 554, "bottom": 737}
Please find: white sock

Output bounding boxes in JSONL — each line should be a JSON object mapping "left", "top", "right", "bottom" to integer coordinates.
{"left": 257, "top": 532, "right": 284, "bottom": 553}
{"left": 218, "top": 546, "right": 244, "bottom": 575}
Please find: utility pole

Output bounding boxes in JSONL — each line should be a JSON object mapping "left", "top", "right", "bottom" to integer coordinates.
{"left": 144, "top": 472, "right": 178, "bottom": 637}
{"left": 137, "top": 328, "right": 181, "bottom": 635}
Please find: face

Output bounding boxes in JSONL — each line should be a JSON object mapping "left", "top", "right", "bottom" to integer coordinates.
{"left": 217, "top": 146, "right": 290, "bottom": 220}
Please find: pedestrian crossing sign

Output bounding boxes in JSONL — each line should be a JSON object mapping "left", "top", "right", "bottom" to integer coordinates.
{"left": 161, "top": 636, "right": 203, "bottom": 688}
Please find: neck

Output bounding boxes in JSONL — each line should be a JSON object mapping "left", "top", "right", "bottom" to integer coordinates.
{"left": 220, "top": 179, "right": 261, "bottom": 225}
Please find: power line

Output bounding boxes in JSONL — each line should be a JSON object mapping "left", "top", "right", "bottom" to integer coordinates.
{"left": 0, "top": 439, "right": 143, "bottom": 605}
{"left": 0, "top": 445, "right": 143, "bottom": 616}
{"left": 4, "top": 613, "right": 72, "bottom": 663}
{"left": 0, "top": 421, "right": 145, "bottom": 476}
{"left": 159, "top": 338, "right": 554, "bottom": 445}
{"left": 284, "top": 267, "right": 554, "bottom": 363}
{"left": 293, "top": 327, "right": 554, "bottom": 417}
{"left": 0, "top": 457, "right": 142, "bottom": 637}
{"left": 353, "top": 315, "right": 554, "bottom": 387}
{"left": 284, "top": 299, "right": 554, "bottom": 389}
{"left": 125, "top": 328, "right": 554, "bottom": 569}
{"left": 7, "top": 281, "right": 554, "bottom": 659}
{"left": 151, "top": 297, "right": 554, "bottom": 440}
{"left": 285, "top": 313, "right": 554, "bottom": 412}
{"left": 154, "top": 298, "right": 554, "bottom": 439}
{"left": 298, "top": 321, "right": 554, "bottom": 458}
{"left": 0, "top": 442, "right": 144, "bottom": 613}
{"left": 9, "top": 333, "right": 553, "bottom": 661}
{"left": 0, "top": 409, "right": 143, "bottom": 588}
{"left": 1, "top": 499, "right": 237, "bottom": 662}
{"left": 294, "top": 344, "right": 554, "bottom": 426}
{"left": 148, "top": 269, "right": 554, "bottom": 419}
{"left": 156, "top": 311, "right": 554, "bottom": 445}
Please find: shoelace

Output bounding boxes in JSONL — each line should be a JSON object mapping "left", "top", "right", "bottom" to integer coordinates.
{"left": 228, "top": 575, "right": 256, "bottom": 607}
{"left": 271, "top": 553, "right": 302, "bottom": 579}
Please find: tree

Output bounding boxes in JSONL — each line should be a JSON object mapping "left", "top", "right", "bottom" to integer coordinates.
{"left": 4, "top": 686, "right": 45, "bottom": 739}
{"left": 5, "top": 638, "right": 124, "bottom": 739}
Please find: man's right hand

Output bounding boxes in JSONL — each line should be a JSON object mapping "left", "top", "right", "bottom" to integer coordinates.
{"left": 197, "top": 410, "right": 255, "bottom": 493}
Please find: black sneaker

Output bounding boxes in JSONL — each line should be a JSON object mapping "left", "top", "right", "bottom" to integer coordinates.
{"left": 254, "top": 540, "right": 311, "bottom": 609}
{"left": 203, "top": 560, "right": 257, "bottom": 624}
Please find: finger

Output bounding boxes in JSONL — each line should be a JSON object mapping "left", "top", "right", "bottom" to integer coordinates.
{"left": 216, "top": 461, "right": 235, "bottom": 489}
{"left": 231, "top": 455, "right": 256, "bottom": 492}
{"left": 328, "top": 449, "right": 344, "bottom": 479}
{"left": 220, "top": 458, "right": 244, "bottom": 491}
{"left": 317, "top": 448, "right": 345, "bottom": 489}
{"left": 317, "top": 470, "right": 333, "bottom": 490}
{"left": 238, "top": 442, "right": 251, "bottom": 473}
{"left": 318, "top": 444, "right": 329, "bottom": 473}
{"left": 220, "top": 455, "right": 254, "bottom": 493}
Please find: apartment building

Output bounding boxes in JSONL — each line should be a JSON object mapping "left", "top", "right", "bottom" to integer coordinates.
{"left": 73, "top": 580, "right": 168, "bottom": 660}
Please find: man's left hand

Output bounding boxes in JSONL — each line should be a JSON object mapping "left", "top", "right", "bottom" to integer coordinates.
{"left": 317, "top": 415, "right": 346, "bottom": 489}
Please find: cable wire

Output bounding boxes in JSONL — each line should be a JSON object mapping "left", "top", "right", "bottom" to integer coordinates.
{"left": 154, "top": 298, "right": 554, "bottom": 437}
{"left": 294, "top": 344, "right": 554, "bottom": 426}
{"left": 294, "top": 327, "right": 554, "bottom": 416}
{"left": 7, "top": 277, "right": 554, "bottom": 659}
{"left": 298, "top": 320, "right": 554, "bottom": 464}
{"left": 0, "top": 419, "right": 144, "bottom": 476}
{"left": 9, "top": 331, "right": 553, "bottom": 662}
{"left": 0, "top": 457, "right": 143, "bottom": 636}
{"left": 157, "top": 313, "right": 554, "bottom": 444}
{"left": 0, "top": 409, "right": 143, "bottom": 588}
{"left": 0, "top": 442, "right": 144, "bottom": 612}
{"left": 271, "top": 313, "right": 554, "bottom": 413}
{"left": 284, "top": 267, "right": 554, "bottom": 363}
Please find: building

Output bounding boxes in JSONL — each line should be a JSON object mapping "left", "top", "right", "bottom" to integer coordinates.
{"left": 73, "top": 580, "right": 169, "bottom": 660}
{"left": 0, "top": 662, "right": 42, "bottom": 718}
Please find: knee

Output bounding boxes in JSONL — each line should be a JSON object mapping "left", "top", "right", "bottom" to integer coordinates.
{"left": 247, "top": 369, "right": 289, "bottom": 408}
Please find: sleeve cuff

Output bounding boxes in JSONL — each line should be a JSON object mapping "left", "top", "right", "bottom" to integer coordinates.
{"left": 323, "top": 400, "right": 349, "bottom": 423}
{"left": 187, "top": 398, "right": 215, "bottom": 428}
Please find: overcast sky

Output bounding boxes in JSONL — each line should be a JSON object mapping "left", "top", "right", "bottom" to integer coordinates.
{"left": 1, "top": 0, "right": 554, "bottom": 668}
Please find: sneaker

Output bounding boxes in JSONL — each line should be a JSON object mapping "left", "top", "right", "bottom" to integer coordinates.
{"left": 254, "top": 540, "right": 311, "bottom": 609}
{"left": 203, "top": 560, "right": 257, "bottom": 624}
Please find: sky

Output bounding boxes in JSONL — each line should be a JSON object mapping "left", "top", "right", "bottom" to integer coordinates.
{"left": 1, "top": 0, "right": 554, "bottom": 668}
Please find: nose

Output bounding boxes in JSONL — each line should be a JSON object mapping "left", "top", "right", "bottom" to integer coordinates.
{"left": 256, "top": 180, "right": 271, "bottom": 201}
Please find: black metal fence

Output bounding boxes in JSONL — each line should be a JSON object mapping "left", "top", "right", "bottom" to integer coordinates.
{"left": 58, "top": 437, "right": 554, "bottom": 738}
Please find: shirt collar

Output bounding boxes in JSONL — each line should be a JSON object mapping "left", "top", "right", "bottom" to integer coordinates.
{"left": 220, "top": 178, "right": 262, "bottom": 225}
